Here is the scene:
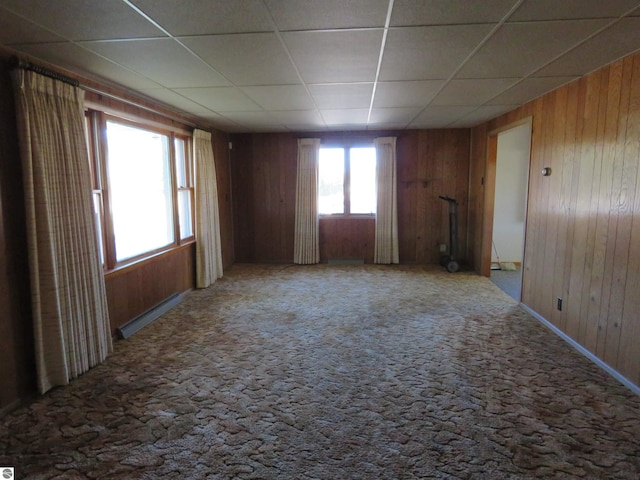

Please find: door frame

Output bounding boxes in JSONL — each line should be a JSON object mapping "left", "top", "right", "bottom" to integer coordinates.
{"left": 480, "top": 117, "right": 533, "bottom": 277}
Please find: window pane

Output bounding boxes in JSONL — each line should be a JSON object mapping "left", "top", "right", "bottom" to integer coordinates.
{"left": 178, "top": 189, "right": 193, "bottom": 239}
{"left": 350, "top": 147, "right": 377, "bottom": 214}
{"left": 106, "top": 121, "right": 174, "bottom": 261}
{"left": 318, "top": 148, "right": 345, "bottom": 214}
{"left": 175, "top": 137, "right": 187, "bottom": 188}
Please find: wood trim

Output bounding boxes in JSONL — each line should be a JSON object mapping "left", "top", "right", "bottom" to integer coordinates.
{"left": 480, "top": 135, "right": 497, "bottom": 277}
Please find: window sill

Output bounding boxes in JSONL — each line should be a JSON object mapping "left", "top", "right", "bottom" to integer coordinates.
{"left": 319, "top": 214, "right": 376, "bottom": 219}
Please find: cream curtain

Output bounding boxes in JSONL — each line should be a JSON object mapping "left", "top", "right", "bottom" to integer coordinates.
{"left": 374, "top": 137, "right": 399, "bottom": 264}
{"left": 294, "top": 138, "right": 321, "bottom": 264}
{"left": 194, "top": 129, "right": 223, "bottom": 288}
{"left": 12, "top": 69, "right": 112, "bottom": 394}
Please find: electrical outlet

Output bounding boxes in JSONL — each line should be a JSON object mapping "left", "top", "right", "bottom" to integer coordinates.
{"left": 439, "top": 244, "right": 447, "bottom": 253}
{"left": 557, "top": 297, "right": 563, "bottom": 311}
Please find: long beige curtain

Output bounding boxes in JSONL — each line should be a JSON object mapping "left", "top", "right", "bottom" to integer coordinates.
{"left": 293, "top": 138, "right": 321, "bottom": 264}
{"left": 374, "top": 137, "right": 399, "bottom": 264}
{"left": 194, "top": 129, "right": 223, "bottom": 288}
{"left": 12, "top": 69, "right": 112, "bottom": 394}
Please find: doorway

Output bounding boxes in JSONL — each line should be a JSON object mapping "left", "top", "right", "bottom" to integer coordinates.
{"left": 485, "top": 121, "right": 531, "bottom": 301}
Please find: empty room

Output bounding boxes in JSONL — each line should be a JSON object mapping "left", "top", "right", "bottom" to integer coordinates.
{"left": 1, "top": 1, "right": 639, "bottom": 478}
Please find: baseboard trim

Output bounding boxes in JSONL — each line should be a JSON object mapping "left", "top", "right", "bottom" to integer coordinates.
{"left": 0, "top": 398, "right": 24, "bottom": 418}
{"left": 520, "top": 303, "right": 640, "bottom": 396}
{"left": 117, "top": 292, "right": 185, "bottom": 339}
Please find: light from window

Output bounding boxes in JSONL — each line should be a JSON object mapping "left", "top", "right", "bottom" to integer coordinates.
{"left": 318, "top": 146, "right": 376, "bottom": 215}
{"left": 106, "top": 121, "right": 174, "bottom": 261}
{"left": 318, "top": 147, "right": 345, "bottom": 214}
{"left": 350, "top": 147, "right": 376, "bottom": 214}
{"left": 174, "top": 137, "right": 193, "bottom": 239}
{"left": 92, "top": 193, "right": 104, "bottom": 264}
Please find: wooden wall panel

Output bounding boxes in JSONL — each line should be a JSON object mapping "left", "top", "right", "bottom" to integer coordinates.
{"left": 469, "top": 50, "right": 640, "bottom": 386}
{"left": 319, "top": 217, "right": 375, "bottom": 262}
{"left": 231, "top": 130, "right": 471, "bottom": 265}
{"left": 397, "top": 129, "right": 470, "bottom": 264}
{"left": 105, "top": 244, "right": 195, "bottom": 333}
{"left": 467, "top": 123, "right": 487, "bottom": 272}
{"left": 212, "top": 130, "right": 234, "bottom": 268}
{"left": 0, "top": 58, "right": 36, "bottom": 412}
{"left": 231, "top": 133, "right": 298, "bottom": 263}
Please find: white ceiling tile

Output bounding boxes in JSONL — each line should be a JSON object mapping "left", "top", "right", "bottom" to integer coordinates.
{"left": 379, "top": 25, "right": 494, "bottom": 81}
{"left": 409, "top": 106, "right": 476, "bottom": 128}
{"left": 0, "top": 0, "right": 165, "bottom": 41}
{"left": 487, "top": 77, "right": 578, "bottom": 105}
{"left": 282, "top": 30, "right": 383, "bottom": 83}
{"left": 320, "top": 109, "right": 370, "bottom": 126}
{"left": 373, "top": 80, "right": 446, "bottom": 108}
{"left": 9, "top": 42, "right": 162, "bottom": 90}
{"left": 221, "top": 111, "right": 288, "bottom": 131}
{"left": 534, "top": 18, "right": 640, "bottom": 77}
{"left": 271, "top": 110, "right": 326, "bottom": 130}
{"left": 369, "top": 108, "right": 422, "bottom": 125}
{"left": 131, "top": 0, "right": 273, "bottom": 35}
{"left": 174, "top": 87, "right": 262, "bottom": 112}
{"left": 308, "top": 84, "right": 374, "bottom": 109}
{"left": 448, "top": 105, "right": 519, "bottom": 127}
{"left": 431, "top": 78, "right": 519, "bottom": 106}
{"left": 242, "top": 85, "right": 315, "bottom": 110}
{"left": 390, "top": 0, "right": 517, "bottom": 26}
{"left": 0, "top": 8, "right": 65, "bottom": 44}
{"left": 181, "top": 33, "right": 299, "bottom": 86}
{"left": 82, "top": 38, "right": 229, "bottom": 88}
{"left": 265, "top": 0, "right": 388, "bottom": 30}
{"left": 202, "top": 114, "right": 246, "bottom": 132}
{"left": 510, "top": 0, "right": 640, "bottom": 21}
{"left": 4, "top": 0, "right": 640, "bottom": 132}
{"left": 457, "top": 20, "right": 610, "bottom": 78}
{"left": 137, "top": 88, "right": 214, "bottom": 115}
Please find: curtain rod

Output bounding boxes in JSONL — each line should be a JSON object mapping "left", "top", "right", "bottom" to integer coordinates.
{"left": 8, "top": 55, "right": 197, "bottom": 128}
{"left": 9, "top": 56, "right": 79, "bottom": 87}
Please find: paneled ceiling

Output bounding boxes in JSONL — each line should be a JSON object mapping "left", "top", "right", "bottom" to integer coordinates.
{"left": 2, "top": 0, "right": 640, "bottom": 132}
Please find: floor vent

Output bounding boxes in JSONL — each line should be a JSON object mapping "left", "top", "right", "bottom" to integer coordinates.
{"left": 117, "top": 293, "right": 183, "bottom": 339}
{"left": 327, "top": 258, "right": 365, "bottom": 265}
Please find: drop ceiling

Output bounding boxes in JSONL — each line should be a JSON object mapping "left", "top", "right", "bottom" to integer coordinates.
{"left": 2, "top": 0, "right": 640, "bottom": 132}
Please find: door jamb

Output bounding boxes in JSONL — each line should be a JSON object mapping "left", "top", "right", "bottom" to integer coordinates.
{"left": 480, "top": 117, "right": 532, "bottom": 277}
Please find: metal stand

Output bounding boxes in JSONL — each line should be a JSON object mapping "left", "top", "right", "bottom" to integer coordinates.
{"left": 439, "top": 195, "right": 460, "bottom": 273}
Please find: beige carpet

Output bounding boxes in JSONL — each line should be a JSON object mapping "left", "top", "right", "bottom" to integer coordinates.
{"left": 1, "top": 264, "right": 639, "bottom": 479}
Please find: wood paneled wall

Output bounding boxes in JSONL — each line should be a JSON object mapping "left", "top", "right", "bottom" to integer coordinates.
{"left": 319, "top": 217, "right": 375, "bottom": 263}
{"left": 397, "top": 129, "right": 470, "bottom": 264}
{"left": 212, "top": 130, "right": 234, "bottom": 269}
{"left": 105, "top": 244, "right": 195, "bottom": 332}
{"left": 0, "top": 58, "right": 36, "bottom": 413}
{"left": 231, "top": 133, "right": 298, "bottom": 263}
{"left": 230, "top": 129, "right": 470, "bottom": 264}
{"left": 470, "top": 51, "right": 640, "bottom": 386}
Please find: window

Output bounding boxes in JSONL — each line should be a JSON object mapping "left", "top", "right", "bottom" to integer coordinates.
{"left": 106, "top": 120, "right": 175, "bottom": 261}
{"left": 85, "top": 111, "right": 194, "bottom": 270}
{"left": 85, "top": 112, "right": 105, "bottom": 265}
{"left": 318, "top": 146, "right": 376, "bottom": 215}
{"left": 175, "top": 137, "right": 194, "bottom": 240}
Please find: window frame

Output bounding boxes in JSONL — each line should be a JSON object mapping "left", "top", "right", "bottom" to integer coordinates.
{"left": 318, "top": 143, "right": 376, "bottom": 218}
{"left": 85, "top": 109, "right": 195, "bottom": 273}
{"left": 174, "top": 135, "right": 195, "bottom": 241}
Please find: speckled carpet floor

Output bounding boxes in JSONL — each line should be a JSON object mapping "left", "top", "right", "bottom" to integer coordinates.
{"left": 1, "top": 264, "right": 639, "bottom": 479}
